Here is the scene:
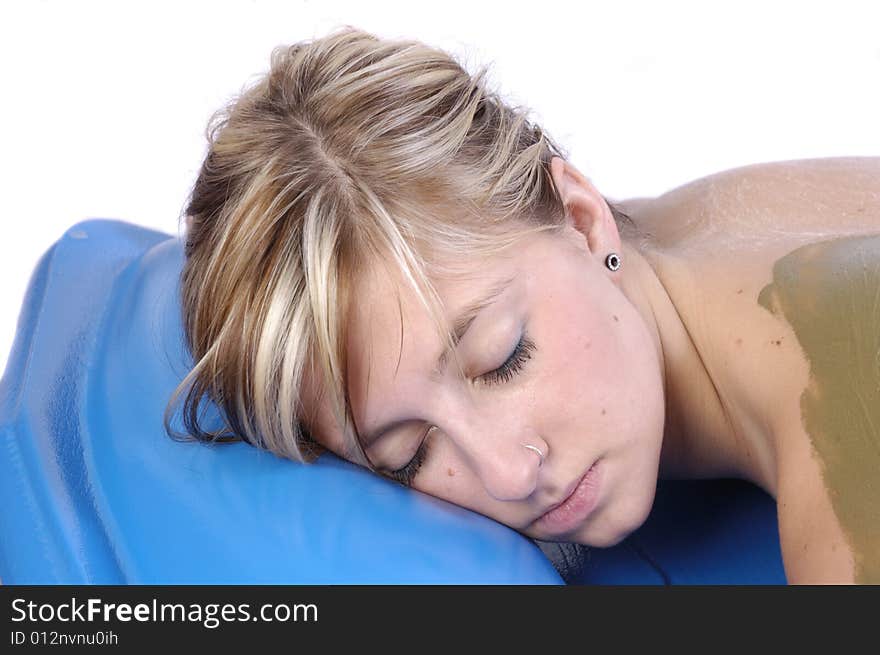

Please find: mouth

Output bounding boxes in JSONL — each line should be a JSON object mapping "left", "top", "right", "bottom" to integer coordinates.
{"left": 532, "top": 459, "right": 602, "bottom": 537}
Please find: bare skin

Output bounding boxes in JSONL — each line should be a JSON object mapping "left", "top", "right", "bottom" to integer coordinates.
{"left": 618, "top": 156, "right": 880, "bottom": 583}
{"left": 304, "top": 155, "right": 880, "bottom": 583}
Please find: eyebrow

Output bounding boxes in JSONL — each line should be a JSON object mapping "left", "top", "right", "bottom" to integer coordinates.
{"left": 359, "top": 273, "right": 516, "bottom": 450}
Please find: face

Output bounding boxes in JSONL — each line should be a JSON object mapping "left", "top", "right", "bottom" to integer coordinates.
{"left": 302, "top": 222, "right": 667, "bottom": 547}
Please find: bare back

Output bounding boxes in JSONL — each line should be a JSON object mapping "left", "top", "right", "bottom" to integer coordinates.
{"left": 619, "top": 157, "right": 880, "bottom": 583}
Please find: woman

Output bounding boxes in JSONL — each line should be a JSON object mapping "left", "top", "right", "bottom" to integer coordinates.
{"left": 167, "top": 26, "right": 879, "bottom": 584}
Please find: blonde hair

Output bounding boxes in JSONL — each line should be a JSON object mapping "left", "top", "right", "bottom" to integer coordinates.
{"left": 164, "top": 25, "right": 636, "bottom": 468}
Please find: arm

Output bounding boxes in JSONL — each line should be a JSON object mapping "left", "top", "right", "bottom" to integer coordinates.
{"left": 776, "top": 428, "right": 857, "bottom": 584}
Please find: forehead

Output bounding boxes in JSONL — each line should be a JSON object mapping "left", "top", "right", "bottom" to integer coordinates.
{"left": 347, "top": 253, "right": 506, "bottom": 389}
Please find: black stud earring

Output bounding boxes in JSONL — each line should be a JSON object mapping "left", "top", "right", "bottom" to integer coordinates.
{"left": 605, "top": 252, "right": 621, "bottom": 271}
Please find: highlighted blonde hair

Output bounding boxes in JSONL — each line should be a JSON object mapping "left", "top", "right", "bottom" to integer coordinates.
{"left": 164, "top": 26, "right": 635, "bottom": 468}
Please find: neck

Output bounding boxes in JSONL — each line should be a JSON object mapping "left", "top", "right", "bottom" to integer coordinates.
{"left": 616, "top": 239, "right": 779, "bottom": 497}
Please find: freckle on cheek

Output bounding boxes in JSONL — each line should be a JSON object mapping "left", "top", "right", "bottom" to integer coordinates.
{"left": 612, "top": 314, "right": 619, "bottom": 322}
{"left": 601, "top": 408, "right": 606, "bottom": 415}
{"left": 447, "top": 468, "right": 455, "bottom": 477}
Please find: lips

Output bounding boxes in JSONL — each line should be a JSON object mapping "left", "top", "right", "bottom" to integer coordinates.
{"left": 533, "top": 460, "right": 602, "bottom": 536}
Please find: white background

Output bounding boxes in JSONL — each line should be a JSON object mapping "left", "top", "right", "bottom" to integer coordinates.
{"left": 1, "top": 0, "right": 878, "bottom": 377}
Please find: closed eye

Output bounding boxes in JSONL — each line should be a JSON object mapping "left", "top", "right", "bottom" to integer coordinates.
{"left": 477, "top": 333, "right": 535, "bottom": 385}
{"left": 383, "top": 425, "right": 434, "bottom": 487}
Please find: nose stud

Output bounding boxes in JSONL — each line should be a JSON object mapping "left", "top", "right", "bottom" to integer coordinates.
{"left": 521, "top": 443, "right": 545, "bottom": 467}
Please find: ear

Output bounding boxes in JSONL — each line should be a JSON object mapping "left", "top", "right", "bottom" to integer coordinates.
{"left": 550, "top": 156, "right": 621, "bottom": 264}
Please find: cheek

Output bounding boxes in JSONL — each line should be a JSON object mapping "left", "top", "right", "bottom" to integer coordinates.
{"left": 531, "top": 288, "right": 657, "bottom": 459}
{"left": 413, "top": 437, "right": 487, "bottom": 511}
{"left": 533, "top": 306, "right": 613, "bottom": 421}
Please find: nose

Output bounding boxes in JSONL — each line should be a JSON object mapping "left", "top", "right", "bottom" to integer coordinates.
{"left": 447, "top": 423, "right": 547, "bottom": 502}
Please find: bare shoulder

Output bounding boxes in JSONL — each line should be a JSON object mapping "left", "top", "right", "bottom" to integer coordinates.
{"left": 697, "top": 156, "right": 880, "bottom": 220}
{"left": 662, "top": 156, "right": 880, "bottom": 205}
{"left": 763, "top": 231, "right": 880, "bottom": 584}
{"left": 617, "top": 159, "right": 880, "bottom": 583}
{"left": 700, "top": 155, "right": 880, "bottom": 184}
{"left": 617, "top": 156, "right": 880, "bottom": 250}
{"left": 776, "top": 429, "right": 858, "bottom": 584}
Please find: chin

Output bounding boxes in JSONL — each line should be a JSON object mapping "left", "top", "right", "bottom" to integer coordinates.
{"left": 571, "top": 523, "right": 633, "bottom": 548}
{"left": 573, "top": 482, "right": 657, "bottom": 548}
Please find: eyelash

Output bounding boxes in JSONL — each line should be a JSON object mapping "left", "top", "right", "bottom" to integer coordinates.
{"left": 477, "top": 333, "right": 535, "bottom": 386}
{"left": 385, "top": 427, "right": 433, "bottom": 488}
{"left": 385, "top": 333, "right": 536, "bottom": 488}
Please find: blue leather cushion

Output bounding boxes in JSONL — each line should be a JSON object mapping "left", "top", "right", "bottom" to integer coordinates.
{"left": 0, "top": 219, "right": 786, "bottom": 584}
{"left": 562, "top": 477, "right": 786, "bottom": 584}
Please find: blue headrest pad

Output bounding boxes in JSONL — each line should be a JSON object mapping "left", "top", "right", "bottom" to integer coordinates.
{"left": 0, "top": 219, "right": 562, "bottom": 584}
{"left": 568, "top": 477, "right": 786, "bottom": 584}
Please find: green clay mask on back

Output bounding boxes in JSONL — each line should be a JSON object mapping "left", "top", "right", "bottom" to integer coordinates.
{"left": 757, "top": 234, "right": 880, "bottom": 583}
